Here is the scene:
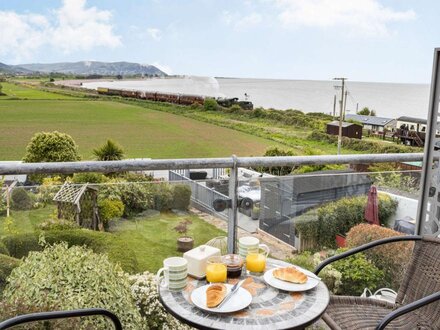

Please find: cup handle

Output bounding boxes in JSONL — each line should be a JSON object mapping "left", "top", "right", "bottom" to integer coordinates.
{"left": 156, "top": 267, "right": 168, "bottom": 288}
{"left": 259, "top": 244, "right": 270, "bottom": 257}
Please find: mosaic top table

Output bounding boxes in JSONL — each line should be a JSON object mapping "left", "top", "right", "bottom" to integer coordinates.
{"left": 158, "top": 258, "right": 330, "bottom": 330}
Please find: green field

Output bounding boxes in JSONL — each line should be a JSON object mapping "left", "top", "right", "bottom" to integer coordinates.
{"left": 0, "top": 99, "right": 283, "bottom": 160}
{"left": 0, "top": 82, "right": 77, "bottom": 100}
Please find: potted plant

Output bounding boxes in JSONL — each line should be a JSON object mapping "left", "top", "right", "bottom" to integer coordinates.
{"left": 251, "top": 205, "right": 260, "bottom": 220}
{"left": 174, "top": 219, "right": 194, "bottom": 252}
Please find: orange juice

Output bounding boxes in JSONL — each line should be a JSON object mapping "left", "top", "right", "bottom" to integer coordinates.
{"left": 246, "top": 253, "right": 266, "bottom": 273}
{"left": 206, "top": 256, "right": 227, "bottom": 283}
{"left": 206, "top": 263, "right": 227, "bottom": 282}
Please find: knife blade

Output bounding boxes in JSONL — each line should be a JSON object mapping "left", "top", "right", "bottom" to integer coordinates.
{"left": 216, "top": 279, "right": 245, "bottom": 309}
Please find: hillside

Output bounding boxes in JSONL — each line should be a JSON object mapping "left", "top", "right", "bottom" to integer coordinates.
{"left": 0, "top": 63, "right": 32, "bottom": 74}
{"left": 16, "top": 61, "right": 166, "bottom": 76}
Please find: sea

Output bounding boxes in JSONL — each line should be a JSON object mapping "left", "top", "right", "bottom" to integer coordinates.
{"left": 82, "top": 77, "right": 431, "bottom": 119}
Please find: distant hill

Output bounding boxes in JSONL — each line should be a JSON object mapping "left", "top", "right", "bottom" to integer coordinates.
{"left": 0, "top": 63, "right": 32, "bottom": 74}
{"left": 15, "top": 61, "right": 166, "bottom": 76}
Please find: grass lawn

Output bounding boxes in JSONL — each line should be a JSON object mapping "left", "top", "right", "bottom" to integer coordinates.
{"left": 0, "top": 99, "right": 284, "bottom": 160}
{"left": 112, "top": 212, "right": 225, "bottom": 272}
{"left": 0, "top": 207, "right": 225, "bottom": 273}
{"left": 0, "top": 82, "right": 77, "bottom": 100}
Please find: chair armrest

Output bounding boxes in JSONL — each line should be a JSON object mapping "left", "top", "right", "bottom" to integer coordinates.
{"left": 0, "top": 308, "right": 122, "bottom": 330}
{"left": 376, "top": 291, "right": 440, "bottom": 330}
{"left": 314, "top": 235, "right": 421, "bottom": 275}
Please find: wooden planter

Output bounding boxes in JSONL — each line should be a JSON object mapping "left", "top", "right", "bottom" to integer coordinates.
{"left": 177, "top": 237, "right": 194, "bottom": 252}
{"left": 336, "top": 234, "right": 346, "bottom": 248}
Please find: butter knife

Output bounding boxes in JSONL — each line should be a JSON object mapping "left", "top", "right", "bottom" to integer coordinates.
{"left": 216, "top": 279, "right": 245, "bottom": 309}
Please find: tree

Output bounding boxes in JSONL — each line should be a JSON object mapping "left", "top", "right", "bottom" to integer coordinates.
{"left": 357, "top": 107, "right": 371, "bottom": 115}
{"left": 357, "top": 107, "right": 376, "bottom": 116}
{"left": 23, "top": 131, "right": 80, "bottom": 163}
{"left": 93, "top": 139, "right": 124, "bottom": 161}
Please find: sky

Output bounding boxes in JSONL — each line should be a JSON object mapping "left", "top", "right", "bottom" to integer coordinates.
{"left": 0, "top": 0, "right": 439, "bottom": 83}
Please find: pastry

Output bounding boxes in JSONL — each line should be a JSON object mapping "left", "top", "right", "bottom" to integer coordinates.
{"left": 273, "top": 267, "right": 307, "bottom": 284}
{"left": 206, "top": 283, "right": 227, "bottom": 308}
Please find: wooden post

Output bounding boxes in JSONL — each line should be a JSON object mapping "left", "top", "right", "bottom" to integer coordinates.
{"left": 5, "top": 185, "right": 10, "bottom": 218}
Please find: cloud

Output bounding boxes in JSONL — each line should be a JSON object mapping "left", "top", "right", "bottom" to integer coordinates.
{"left": 0, "top": 0, "right": 121, "bottom": 62}
{"left": 152, "top": 62, "right": 172, "bottom": 75}
{"left": 147, "top": 28, "right": 162, "bottom": 41}
{"left": 222, "top": 11, "right": 263, "bottom": 30}
{"left": 275, "top": 0, "right": 416, "bottom": 36}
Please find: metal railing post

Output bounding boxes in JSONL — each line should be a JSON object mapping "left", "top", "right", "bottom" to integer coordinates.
{"left": 416, "top": 47, "right": 440, "bottom": 236}
{"left": 227, "top": 155, "right": 239, "bottom": 254}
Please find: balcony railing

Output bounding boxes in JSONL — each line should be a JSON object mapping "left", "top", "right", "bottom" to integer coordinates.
{"left": 1, "top": 152, "right": 433, "bottom": 254}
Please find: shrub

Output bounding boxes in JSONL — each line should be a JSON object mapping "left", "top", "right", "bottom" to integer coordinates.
{"left": 0, "top": 241, "right": 9, "bottom": 255}
{"left": 22, "top": 131, "right": 80, "bottom": 183}
{"left": 0, "top": 298, "right": 80, "bottom": 329}
{"left": 258, "top": 146, "right": 298, "bottom": 175}
{"left": 287, "top": 251, "right": 342, "bottom": 294}
{"left": 204, "top": 98, "right": 218, "bottom": 111}
{"left": 333, "top": 250, "right": 384, "bottom": 295}
{"left": 35, "top": 176, "right": 63, "bottom": 206}
{"left": 172, "top": 184, "right": 192, "bottom": 210}
{"left": 294, "top": 194, "right": 398, "bottom": 249}
{"left": 98, "top": 198, "right": 125, "bottom": 223}
{"left": 99, "top": 181, "right": 155, "bottom": 216}
{"left": 153, "top": 183, "right": 174, "bottom": 211}
{"left": 93, "top": 139, "right": 125, "bottom": 161}
{"left": 346, "top": 224, "right": 414, "bottom": 290}
{"left": 2, "top": 230, "right": 139, "bottom": 273}
{"left": 0, "top": 254, "right": 20, "bottom": 291}
{"left": 22, "top": 131, "right": 80, "bottom": 163}
{"left": 123, "top": 172, "right": 154, "bottom": 182}
{"left": 10, "top": 187, "right": 33, "bottom": 210}
{"left": 72, "top": 172, "right": 109, "bottom": 184}
{"left": 3, "top": 243, "right": 144, "bottom": 329}
{"left": 129, "top": 272, "right": 190, "bottom": 329}
{"left": 38, "top": 215, "right": 79, "bottom": 231}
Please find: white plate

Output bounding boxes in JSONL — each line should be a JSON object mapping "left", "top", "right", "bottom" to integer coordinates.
{"left": 264, "top": 267, "right": 320, "bottom": 292}
{"left": 191, "top": 284, "right": 252, "bottom": 313}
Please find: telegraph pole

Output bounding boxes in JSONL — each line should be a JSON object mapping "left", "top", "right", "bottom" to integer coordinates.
{"left": 332, "top": 95, "right": 336, "bottom": 119}
{"left": 333, "top": 77, "right": 347, "bottom": 155}
{"left": 343, "top": 90, "right": 348, "bottom": 120}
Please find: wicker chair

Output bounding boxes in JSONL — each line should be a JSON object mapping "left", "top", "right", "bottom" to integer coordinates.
{"left": 314, "top": 235, "right": 440, "bottom": 330}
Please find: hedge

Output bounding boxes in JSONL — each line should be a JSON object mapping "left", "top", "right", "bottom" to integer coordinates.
{"left": 2, "top": 229, "right": 139, "bottom": 273}
{"left": 0, "top": 241, "right": 9, "bottom": 256}
{"left": 294, "top": 194, "right": 398, "bottom": 249}
{"left": 0, "top": 254, "right": 21, "bottom": 290}
{"left": 308, "top": 130, "right": 419, "bottom": 154}
{"left": 346, "top": 224, "right": 414, "bottom": 290}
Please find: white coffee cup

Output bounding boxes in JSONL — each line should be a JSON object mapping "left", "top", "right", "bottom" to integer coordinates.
{"left": 156, "top": 257, "right": 188, "bottom": 291}
{"left": 238, "top": 236, "right": 270, "bottom": 258}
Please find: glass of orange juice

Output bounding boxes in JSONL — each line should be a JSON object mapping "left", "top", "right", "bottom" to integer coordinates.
{"left": 246, "top": 251, "right": 266, "bottom": 273}
{"left": 206, "top": 256, "right": 227, "bottom": 283}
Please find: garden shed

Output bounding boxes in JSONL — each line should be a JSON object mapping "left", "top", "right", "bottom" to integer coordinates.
{"left": 53, "top": 182, "right": 101, "bottom": 230}
{"left": 326, "top": 121, "right": 363, "bottom": 139}
{"left": 258, "top": 170, "right": 371, "bottom": 246}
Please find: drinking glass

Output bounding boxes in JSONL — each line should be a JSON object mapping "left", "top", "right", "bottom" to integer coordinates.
{"left": 246, "top": 251, "right": 266, "bottom": 273}
{"left": 206, "top": 256, "right": 227, "bottom": 283}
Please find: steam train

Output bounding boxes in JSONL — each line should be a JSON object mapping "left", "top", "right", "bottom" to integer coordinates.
{"left": 96, "top": 87, "right": 253, "bottom": 110}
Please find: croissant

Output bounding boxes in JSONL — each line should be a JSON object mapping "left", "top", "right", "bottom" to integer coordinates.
{"left": 206, "top": 283, "right": 227, "bottom": 308}
{"left": 273, "top": 267, "right": 307, "bottom": 284}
